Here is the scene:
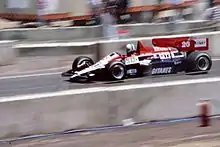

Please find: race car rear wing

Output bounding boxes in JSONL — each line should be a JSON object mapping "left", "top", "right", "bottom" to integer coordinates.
{"left": 152, "top": 37, "right": 209, "bottom": 52}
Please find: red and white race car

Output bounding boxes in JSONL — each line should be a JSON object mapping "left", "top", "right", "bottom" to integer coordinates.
{"left": 61, "top": 36, "right": 212, "bottom": 82}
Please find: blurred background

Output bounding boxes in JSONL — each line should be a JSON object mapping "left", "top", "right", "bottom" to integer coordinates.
{"left": 0, "top": 0, "right": 219, "bottom": 40}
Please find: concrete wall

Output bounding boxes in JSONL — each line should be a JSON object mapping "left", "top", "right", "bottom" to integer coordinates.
{"left": 0, "top": 40, "right": 17, "bottom": 66}
{"left": 10, "top": 32, "right": 220, "bottom": 64}
{"left": 0, "top": 0, "right": 36, "bottom": 14}
{"left": 118, "top": 22, "right": 203, "bottom": 37}
{"left": 130, "top": 0, "right": 157, "bottom": 7}
{"left": 0, "top": 0, "right": 6, "bottom": 13}
{"left": 57, "top": 0, "right": 89, "bottom": 16}
{"left": 0, "top": 82, "right": 219, "bottom": 139}
{"left": 0, "top": 26, "right": 102, "bottom": 41}
{"left": 0, "top": 92, "right": 110, "bottom": 138}
{"left": 0, "top": 20, "right": 214, "bottom": 41}
{"left": 209, "top": 34, "right": 220, "bottom": 56}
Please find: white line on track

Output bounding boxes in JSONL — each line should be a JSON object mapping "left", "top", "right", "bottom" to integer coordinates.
{"left": 161, "top": 132, "right": 220, "bottom": 144}
{"left": 0, "top": 59, "right": 219, "bottom": 80}
{"left": 0, "top": 72, "right": 61, "bottom": 80}
{"left": 0, "top": 66, "right": 69, "bottom": 76}
{"left": 212, "top": 58, "right": 220, "bottom": 61}
{"left": 1, "top": 76, "right": 220, "bottom": 102}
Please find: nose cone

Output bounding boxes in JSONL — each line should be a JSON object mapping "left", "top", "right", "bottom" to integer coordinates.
{"left": 70, "top": 74, "right": 78, "bottom": 79}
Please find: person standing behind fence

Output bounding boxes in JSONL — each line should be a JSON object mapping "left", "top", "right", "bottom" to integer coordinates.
{"left": 210, "top": 1, "right": 220, "bottom": 22}
{"left": 202, "top": 0, "right": 220, "bottom": 22}
{"left": 209, "top": 0, "right": 215, "bottom": 8}
{"left": 100, "top": 2, "right": 119, "bottom": 40}
{"left": 115, "top": 0, "right": 128, "bottom": 23}
{"left": 167, "top": 0, "right": 184, "bottom": 21}
{"left": 164, "top": 0, "right": 184, "bottom": 33}
{"left": 88, "top": 0, "right": 102, "bottom": 17}
{"left": 36, "top": 0, "right": 48, "bottom": 27}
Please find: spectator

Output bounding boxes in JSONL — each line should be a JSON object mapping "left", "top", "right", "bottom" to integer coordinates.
{"left": 209, "top": 0, "right": 215, "bottom": 8}
{"left": 210, "top": 1, "right": 220, "bottom": 22}
{"left": 116, "top": 0, "right": 128, "bottom": 12}
{"left": 163, "top": 0, "right": 184, "bottom": 33}
{"left": 88, "top": 0, "right": 102, "bottom": 14}
{"left": 202, "top": 0, "right": 220, "bottom": 21}
{"left": 36, "top": 0, "right": 48, "bottom": 27}
{"left": 168, "top": 0, "right": 184, "bottom": 21}
{"left": 88, "top": 0, "right": 102, "bottom": 23}
{"left": 104, "top": 0, "right": 117, "bottom": 19}
{"left": 115, "top": 0, "right": 129, "bottom": 23}
{"left": 100, "top": 7, "right": 119, "bottom": 40}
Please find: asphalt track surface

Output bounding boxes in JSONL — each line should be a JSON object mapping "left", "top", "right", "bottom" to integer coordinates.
{"left": 0, "top": 60, "right": 220, "bottom": 97}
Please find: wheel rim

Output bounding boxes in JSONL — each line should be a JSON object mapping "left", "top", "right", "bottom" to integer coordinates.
{"left": 197, "top": 56, "right": 210, "bottom": 71}
{"left": 78, "top": 60, "right": 92, "bottom": 69}
{"left": 111, "top": 65, "right": 125, "bottom": 80}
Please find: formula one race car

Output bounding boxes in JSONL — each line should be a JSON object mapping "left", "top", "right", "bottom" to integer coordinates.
{"left": 61, "top": 37, "right": 212, "bottom": 82}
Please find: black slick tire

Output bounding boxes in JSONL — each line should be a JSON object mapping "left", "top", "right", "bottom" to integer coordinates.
{"left": 107, "top": 61, "right": 126, "bottom": 80}
{"left": 72, "top": 56, "right": 94, "bottom": 71}
{"left": 185, "top": 51, "right": 212, "bottom": 73}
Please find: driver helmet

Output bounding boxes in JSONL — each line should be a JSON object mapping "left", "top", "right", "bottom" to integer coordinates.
{"left": 126, "top": 43, "right": 136, "bottom": 56}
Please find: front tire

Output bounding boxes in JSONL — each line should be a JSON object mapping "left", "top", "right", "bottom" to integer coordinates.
{"left": 72, "top": 56, "right": 94, "bottom": 71}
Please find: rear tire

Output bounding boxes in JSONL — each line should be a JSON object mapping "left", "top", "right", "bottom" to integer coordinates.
{"left": 107, "top": 61, "right": 126, "bottom": 80}
{"left": 185, "top": 51, "right": 212, "bottom": 73}
{"left": 72, "top": 56, "right": 94, "bottom": 71}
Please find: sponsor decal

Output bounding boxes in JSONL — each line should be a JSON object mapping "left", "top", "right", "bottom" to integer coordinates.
{"left": 195, "top": 39, "right": 207, "bottom": 47}
{"left": 153, "top": 46, "right": 171, "bottom": 52}
{"left": 127, "top": 69, "right": 137, "bottom": 75}
{"left": 156, "top": 52, "right": 171, "bottom": 59}
{"left": 125, "top": 56, "right": 139, "bottom": 65}
{"left": 152, "top": 51, "right": 184, "bottom": 60}
{"left": 152, "top": 47, "right": 184, "bottom": 59}
{"left": 152, "top": 67, "right": 172, "bottom": 74}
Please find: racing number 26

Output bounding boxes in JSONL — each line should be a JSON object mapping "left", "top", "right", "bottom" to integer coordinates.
{"left": 181, "top": 41, "right": 190, "bottom": 48}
